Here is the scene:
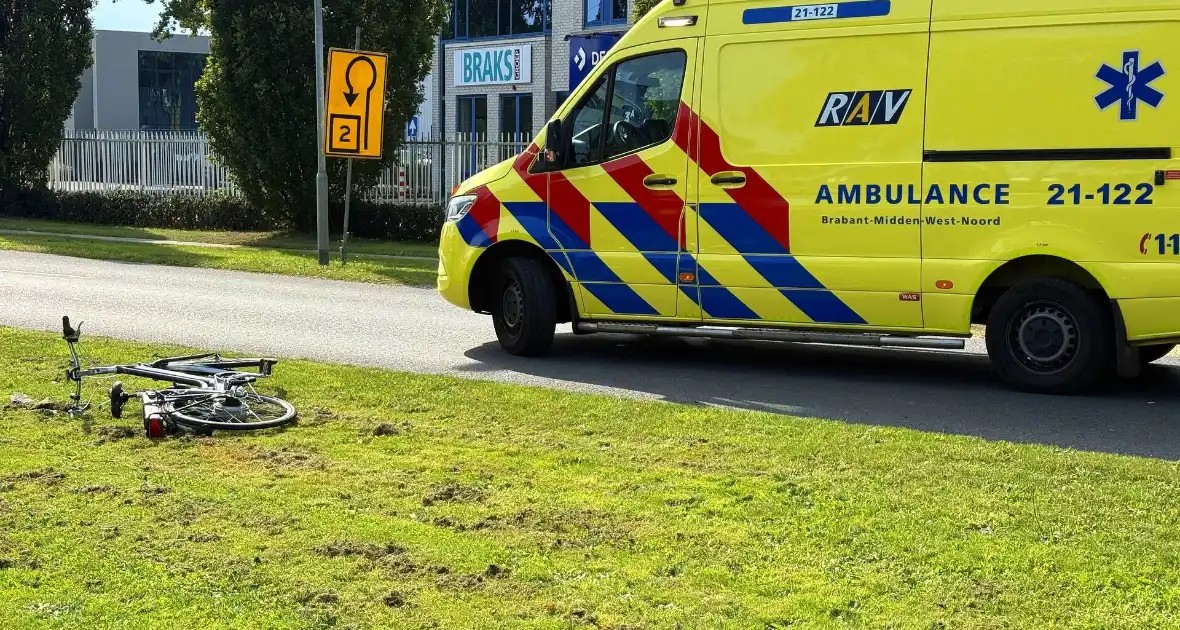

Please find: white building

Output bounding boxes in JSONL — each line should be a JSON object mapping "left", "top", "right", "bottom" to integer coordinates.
{"left": 428, "top": 0, "right": 637, "bottom": 143}
{"left": 72, "top": 30, "right": 211, "bottom": 131}
{"left": 71, "top": 29, "right": 437, "bottom": 136}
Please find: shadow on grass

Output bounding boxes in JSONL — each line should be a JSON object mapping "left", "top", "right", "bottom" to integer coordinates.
{"left": 0, "top": 217, "right": 439, "bottom": 258}
{"left": 462, "top": 333, "right": 1180, "bottom": 460}
{"left": 362, "top": 257, "right": 437, "bottom": 286}
{"left": 0, "top": 231, "right": 218, "bottom": 269}
{"left": 0, "top": 217, "right": 195, "bottom": 242}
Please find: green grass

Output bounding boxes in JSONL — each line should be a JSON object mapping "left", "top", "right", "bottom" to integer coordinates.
{"left": 2, "top": 327, "right": 1178, "bottom": 629}
{"left": 0, "top": 233, "right": 437, "bottom": 286}
{"left": 0, "top": 217, "right": 440, "bottom": 259}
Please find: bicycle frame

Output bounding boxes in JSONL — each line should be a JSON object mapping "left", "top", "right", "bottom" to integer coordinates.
{"left": 62, "top": 316, "right": 277, "bottom": 413}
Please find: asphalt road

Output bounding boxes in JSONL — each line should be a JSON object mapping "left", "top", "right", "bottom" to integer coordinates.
{"left": 3, "top": 250, "right": 1179, "bottom": 460}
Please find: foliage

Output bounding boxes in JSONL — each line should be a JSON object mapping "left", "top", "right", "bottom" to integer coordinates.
{"left": 632, "top": 0, "right": 662, "bottom": 20}
{"left": 2, "top": 189, "right": 267, "bottom": 231}
{"left": 146, "top": 0, "right": 446, "bottom": 230}
{"left": 1, "top": 189, "right": 442, "bottom": 242}
{"left": 0, "top": 0, "right": 92, "bottom": 199}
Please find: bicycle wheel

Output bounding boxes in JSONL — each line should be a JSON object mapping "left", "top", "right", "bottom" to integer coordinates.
{"left": 162, "top": 391, "right": 296, "bottom": 431}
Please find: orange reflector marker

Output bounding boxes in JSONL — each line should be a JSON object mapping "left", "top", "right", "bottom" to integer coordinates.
{"left": 936, "top": 280, "right": 954, "bottom": 290}
{"left": 451, "top": 184, "right": 461, "bottom": 196}
{"left": 679, "top": 272, "right": 696, "bottom": 283}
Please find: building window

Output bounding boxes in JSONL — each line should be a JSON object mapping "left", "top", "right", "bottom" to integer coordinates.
{"left": 138, "top": 51, "right": 207, "bottom": 131}
{"left": 500, "top": 93, "right": 533, "bottom": 151}
{"left": 443, "top": 0, "right": 550, "bottom": 40}
{"left": 457, "top": 95, "right": 488, "bottom": 137}
{"left": 457, "top": 95, "right": 488, "bottom": 177}
{"left": 585, "top": 0, "right": 627, "bottom": 27}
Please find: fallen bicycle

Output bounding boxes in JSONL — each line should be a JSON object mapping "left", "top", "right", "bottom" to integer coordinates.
{"left": 62, "top": 316, "right": 297, "bottom": 437}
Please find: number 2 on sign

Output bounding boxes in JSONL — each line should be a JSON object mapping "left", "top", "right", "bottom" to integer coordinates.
{"left": 1142, "top": 233, "right": 1180, "bottom": 256}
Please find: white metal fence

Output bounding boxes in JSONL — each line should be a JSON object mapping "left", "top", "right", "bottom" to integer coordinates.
{"left": 50, "top": 130, "right": 237, "bottom": 196}
{"left": 48, "top": 130, "right": 532, "bottom": 207}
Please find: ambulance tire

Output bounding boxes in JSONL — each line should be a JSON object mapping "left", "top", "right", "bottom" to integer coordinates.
{"left": 492, "top": 257, "right": 557, "bottom": 356}
{"left": 1139, "top": 344, "right": 1176, "bottom": 365}
{"left": 985, "top": 279, "right": 1112, "bottom": 395}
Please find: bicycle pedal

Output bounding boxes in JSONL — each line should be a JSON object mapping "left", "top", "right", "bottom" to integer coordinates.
{"left": 109, "top": 382, "right": 129, "bottom": 419}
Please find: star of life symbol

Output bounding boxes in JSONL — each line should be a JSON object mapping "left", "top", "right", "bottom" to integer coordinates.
{"left": 574, "top": 47, "right": 587, "bottom": 71}
{"left": 1095, "top": 50, "right": 1165, "bottom": 121}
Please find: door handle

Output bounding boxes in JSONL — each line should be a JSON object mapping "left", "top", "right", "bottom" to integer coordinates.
{"left": 643, "top": 174, "right": 678, "bottom": 189}
{"left": 710, "top": 171, "right": 746, "bottom": 187}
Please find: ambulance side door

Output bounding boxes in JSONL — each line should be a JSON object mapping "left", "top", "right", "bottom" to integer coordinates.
{"left": 547, "top": 40, "right": 700, "bottom": 319}
{"left": 692, "top": 0, "right": 932, "bottom": 330}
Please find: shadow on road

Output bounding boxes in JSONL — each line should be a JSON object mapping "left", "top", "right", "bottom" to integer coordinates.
{"left": 462, "top": 333, "right": 1180, "bottom": 460}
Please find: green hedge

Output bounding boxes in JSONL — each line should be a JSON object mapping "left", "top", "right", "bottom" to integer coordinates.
{"left": 330, "top": 200, "right": 443, "bottom": 243}
{"left": 1, "top": 189, "right": 442, "bottom": 243}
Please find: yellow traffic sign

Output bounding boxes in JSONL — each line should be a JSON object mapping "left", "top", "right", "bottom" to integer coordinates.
{"left": 324, "top": 48, "right": 388, "bottom": 159}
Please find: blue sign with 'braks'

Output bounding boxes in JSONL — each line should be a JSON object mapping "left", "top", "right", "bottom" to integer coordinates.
{"left": 569, "top": 34, "right": 621, "bottom": 91}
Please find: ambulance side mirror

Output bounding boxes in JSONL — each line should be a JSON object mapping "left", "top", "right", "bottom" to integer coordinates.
{"left": 542, "top": 120, "right": 565, "bottom": 170}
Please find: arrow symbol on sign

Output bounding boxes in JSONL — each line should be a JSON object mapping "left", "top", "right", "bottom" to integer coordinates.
{"left": 342, "top": 55, "right": 378, "bottom": 148}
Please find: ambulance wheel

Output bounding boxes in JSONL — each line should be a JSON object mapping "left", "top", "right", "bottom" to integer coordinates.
{"left": 492, "top": 257, "right": 556, "bottom": 356}
{"left": 985, "top": 279, "right": 1112, "bottom": 395}
{"left": 1139, "top": 344, "right": 1176, "bottom": 365}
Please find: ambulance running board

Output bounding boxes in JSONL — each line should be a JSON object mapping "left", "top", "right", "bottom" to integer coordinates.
{"left": 574, "top": 322, "right": 966, "bottom": 350}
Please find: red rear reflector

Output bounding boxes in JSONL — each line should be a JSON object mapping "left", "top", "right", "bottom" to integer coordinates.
{"left": 146, "top": 414, "right": 166, "bottom": 438}
{"left": 1166, "top": 170, "right": 1180, "bottom": 181}
{"left": 935, "top": 280, "right": 954, "bottom": 290}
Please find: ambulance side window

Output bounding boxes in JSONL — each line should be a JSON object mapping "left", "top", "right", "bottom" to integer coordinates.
{"left": 603, "top": 51, "right": 685, "bottom": 161}
{"left": 557, "top": 49, "right": 686, "bottom": 169}
{"left": 563, "top": 77, "right": 609, "bottom": 167}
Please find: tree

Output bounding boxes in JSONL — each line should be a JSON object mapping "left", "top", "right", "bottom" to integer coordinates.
{"left": 632, "top": 0, "right": 661, "bottom": 21}
{"left": 151, "top": 0, "right": 445, "bottom": 229}
{"left": 0, "top": 0, "right": 92, "bottom": 201}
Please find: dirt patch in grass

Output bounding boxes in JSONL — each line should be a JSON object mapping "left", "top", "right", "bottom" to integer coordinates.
{"left": 382, "top": 590, "right": 409, "bottom": 607}
{"left": 313, "top": 540, "right": 406, "bottom": 561}
{"left": 138, "top": 482, "right": 170, "bottom": 496}
{"left": 375, "top": 554, "right": 419, "bottom": 576}
{"left": 436, "top": 572, "right": 485, "bottom": 591}
{"left": 421, "top": 482, "right": 485, "bottom": 506}
{"left": 458, "top": 507, "right": 629, "bottom": 550}
{"left": 94, "top": 426, "right": 138, "bottom": 444}
{"left": 242, "top": 514, "right": 298, "bottom": 536}
{"left": 249, "top": 447, "right": 326, "bottom": 470}
{"left": 297, "top": 589, "right": 340, "bottom": 606}
{"left": 5, "top": 468, "right": 66, "bottom": 486}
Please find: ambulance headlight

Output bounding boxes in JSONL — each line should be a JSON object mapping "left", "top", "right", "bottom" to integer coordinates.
{"left": 444, "top": 194, "right": 477, "bottom": 223}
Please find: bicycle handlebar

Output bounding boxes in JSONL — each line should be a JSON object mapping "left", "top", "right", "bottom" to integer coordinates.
{"left": 62, "top": 316, "right": 82, "bottom": 342}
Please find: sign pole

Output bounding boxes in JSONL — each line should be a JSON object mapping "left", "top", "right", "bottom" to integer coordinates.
{"left": 340, "top": 26, "right": 361, "bottom": 265}
{"left": 313, "top": 0, "right": 329, "bottom": 266}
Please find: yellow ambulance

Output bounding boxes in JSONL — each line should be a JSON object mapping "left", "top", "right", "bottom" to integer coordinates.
{"left": 437, "top": 0, "right": 1178, "bottom": 394}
